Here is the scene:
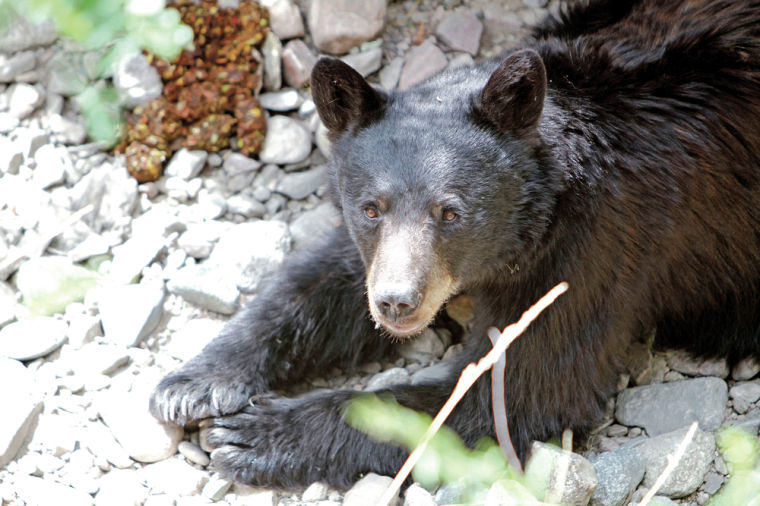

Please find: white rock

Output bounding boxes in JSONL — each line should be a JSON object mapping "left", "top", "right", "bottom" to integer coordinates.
{"left": 178, "top": 441, "right": 210, "bottom": 467}
{"left": 262, "top": 31, "right": 283, "bottom": 91}
{"left": 0, "top": 357, "right": 44, "bottom": 468}
{"left": 302, "top": 482, "right": 328, "bottom": 502}
{"left": 81, "top": 422, "right": 134, "bottom": 469}
{"left": 258, "top": 115, "right": 312, "bottom": 165}
{"left": 0, "top": 112, "right": 20, "bottom": 135}
{"left": 207, "top": 220, "right": 291, "bottom": 293}
{"left": 97, "top": 281, "right": 165, "bottom": 347}
{"left": 258, "top": 89, "right": 303, "bottom": 112}
{"left": 341, "top": 47, "right": 383, "bottom": 77}
{"left": 107, "top": 233, "right": 166, "bottom": 285}
{"left": 165, "top": 148, "right": 208, "bottom": 181}
{"left": 403, "top": 483, "right": 437, "bottom": 506}
{"left": 94, "top": 469, "right": 149, "bottom": 506}
{"left": 201, "top": 474, "right": 232, "bottom": 500}
{"left": 232, "top": 487, "right": 277, "bottom": 505}
{"left": 112, "top": 53, "right": 163, "bottom": 107}
{"left": 732, "top": 357, "right": 760, "bottom": 381}
{"left": 260, "top": 0, "right": 305, "bottom": 40}
{"left": 99, "top": 386, "right": 183, "bottom": 463}
{"left": 0, "top": 281, "right": 16, "bottom": 328}
{"left": 13, "top": 476, "right": 94, "bottom": 506}
{"left": 524, "top": 442, "right": 598, "bottom": 505}
{"left": 167, "top": 264, "right": 240, "bottom": 315}
{"left": 8, "top": 83, "right": 42, "bottom": 118}
{"left": 0, "top": 317, "right": 68, "bottom": 360}
{"left": 399, "top": 328, "right": 445, "bottom": 362}
{"left": 33, "top": 144, "right": 72, "bottom": 189}
{"left": 166, "top": 318, "right": 225, "bottom": 362}
{"left": 47, "top": 113, "right": 88, "bottom": 145}
{"left": 367, "top": 367, "right": 412, "bottom": 391}
{"left": 66, "top": 313, "right": 103, "bottom": 348}
{"left": 140, "top": 458, "right": 208, "bottom": 496}
{"left": 344, "top": 473, "right": 397, "bottom": 506}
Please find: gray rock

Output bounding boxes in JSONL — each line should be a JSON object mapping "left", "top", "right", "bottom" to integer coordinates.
{"left": 0, "top": 134, "right": 22, "bottom": 173}
{"left": 0, "top": 51, "right": 37, "bottom": 82}
{"left": 435, "top": 9, "right": 483, "bottom": 56}
{"left": 33, "top": 144, "right": 71, "bottom": 189}
{"left": 341, "top": 47, "right": 384, "bottom": 77}
{"left": 0, "top": 357, "right": 44, "bottom": 468}
{"left": 729, "top": 380, "right": 760, "bottom": 414}
{"left": 94, "top": 469, "right": 149, "bottom": 506}
{"left": 0, "top": 317, "right": 68, "bottom": 360}
{"left": 701, "top": 471, "right": 724, "bottom": 495}
{"left": 46, "top": 52, "right": 89, "bottom": 97}
{"left": 590, "top": 447, "right": 645, "bottom": 506}
{"left": 615, "top": 377, "right": 727, "bottom": 436}
{"left": 666, "top": 350, "right": 729, "bottom": 378}
{"left": 165, "top": 148, "right": 208, "bottom": 180}
{"left": 107, "top": 233, "right": 166, "bottom": 285}
{"left": 275, "top": 165, "right": 326, "bottom": 200}
{"left": 379, "top": 57, "right": 405, "bottom": 91}
{"left": 140, "top": 458, "right": 208, "bottom": 496}
{"left": 258, "top": 89, "right": 303, "bottom": 112}
{"left": 7, "top": 83, "right": 42, "bottom": 118}
{"left": 727, "top": 407, "right": 760, "bottom": 435}
{"left": 262, "top": 32, "right": 283, "bottom": 91}
{"left": 367, "top": 367, "right": 411, "bottom": 391}
{"left": 282, "top": 39, "right": 317, "bottom": 88}
{"left": 202, "top": 474, "right": 232, "bottom": 500}
{"left": 344, "top": 473, "right": 397, "bottom": 506}
{"left": 0, "top": 18, "right": 56, "bottom": 52}
{"left": 260, "top": 0, "right": 305, "bottom": 40}
{"left": 12, "top": 476, "right": 93, "bottom": 506}
{"left": 399, "top": 328, "right": 445, "bottom": 362}
{"left": 637, "top": 426, "right": 715, "bottom": 498}
{"left": 289, "top": 201, "right": 342, "bottom": 249}
{"left": 302, "top": 482, "right": 328, "bottom": 502}
{"left": 227, "top": 194, "right": 267, "bottom": 218}
{"left": 411, "top": 362, "right": 452, "bottom": 386}
{"left": 524, "top": 442, "right": 598, "bottom": 506}
{"left": 12, "top": 126, "right": 48, "bottom": 158}
{"left": 223, "top": 151, "right": 262, "bottom": 175}
{"left": 167, "top": 264, "right": 240, "bottom": 314}
{"left": 447, "top": 52, "right": 475, "bottom": 70}
{"left": 258, "top": 115, "right": 312, "bottom": 165}
{"left": 47, "top": 114, "right": 88, "bottom": 145}
{"left": 732, "top": 357, "right": 760, "bottom": 381}
{"left": 97, "top": 282, "right": 165, "bottom": 347}
{"left": 112, "top": 53, "right": 163, "bottom": 107}
{"left": 308, "top": 0, "right": 387, "bottom": 55}
{"left": 398, "top": 40, "right": 448, "bottom": 90}
{"left": 207, "top": 220, "right": 291, "bottom": 293}
{"left": 178, "top": 441, "right": 210, "bottom": 467}
{"left": 165, "top": 318, "right": 225, "bottom": 362}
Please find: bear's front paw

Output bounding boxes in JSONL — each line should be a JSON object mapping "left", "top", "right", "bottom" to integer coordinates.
{"left": 149, "top": 371, "right": 253, "bottom": 426}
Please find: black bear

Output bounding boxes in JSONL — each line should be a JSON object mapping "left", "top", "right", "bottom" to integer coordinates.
{"left": 150, "top": 0, "right": 760, "bottom": 490}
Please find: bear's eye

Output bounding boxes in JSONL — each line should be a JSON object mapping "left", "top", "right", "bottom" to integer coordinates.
{"left": 442, "top": 209, "right": 458, "bottom": 222}
{"left": 364, "top": 206, "right": 379, "bottom": 219}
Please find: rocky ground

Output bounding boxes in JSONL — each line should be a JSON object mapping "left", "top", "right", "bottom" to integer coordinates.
{"left": 1, "top": 1, "right": 759, "bottom": 505}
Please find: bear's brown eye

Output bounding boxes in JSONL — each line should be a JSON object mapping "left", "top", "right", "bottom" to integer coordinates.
{"left": 442, "top": 209, "right": 457, "bottom": 222}
{"left": 364, "top": 206, "right": 379, "bottom": 219}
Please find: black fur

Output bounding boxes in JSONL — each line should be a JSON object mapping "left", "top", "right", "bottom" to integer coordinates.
{"left": 151, "top": 0, "right": 760, "bottom": 489}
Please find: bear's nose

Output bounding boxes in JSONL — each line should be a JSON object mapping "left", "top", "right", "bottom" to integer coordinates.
{"left": 374, "top": 289, "right": 422, "bottom": 321}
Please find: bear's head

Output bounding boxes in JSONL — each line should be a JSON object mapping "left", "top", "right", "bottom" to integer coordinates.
{"left": 312, "top": 50, "right": 558, "bottom": 337}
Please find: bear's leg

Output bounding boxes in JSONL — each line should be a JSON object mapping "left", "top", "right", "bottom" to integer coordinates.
{"left": 150, "top": 225, "right": 395, "bottom": 426}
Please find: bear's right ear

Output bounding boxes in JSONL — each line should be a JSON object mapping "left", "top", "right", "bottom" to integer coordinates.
{"left": 311, "top": 58, "right": 387, "bottom": 136}
{"left": 477, "top": 49, "right": 547, "bottom": 136}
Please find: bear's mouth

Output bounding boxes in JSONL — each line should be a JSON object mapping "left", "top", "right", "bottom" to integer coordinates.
{"left": 383, "top": 317, "right": 430, "bottom": 338}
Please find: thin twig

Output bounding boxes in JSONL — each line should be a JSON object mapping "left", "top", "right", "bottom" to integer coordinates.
{"left": 377, "top": 282, "right": 569, "bottom": 506}
{"left": 639, "top": 422, "right": 698, "bottom": 506}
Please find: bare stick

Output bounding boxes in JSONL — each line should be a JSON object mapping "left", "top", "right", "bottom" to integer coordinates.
{"left": 639, "top": 422, "right": 698, "bottom": 506}
{"left": 377, "top": 282, "right": 569, "bottom": 506}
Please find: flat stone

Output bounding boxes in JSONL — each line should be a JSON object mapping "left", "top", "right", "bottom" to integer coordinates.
{"left": 12, "top": 476, "right": 93, "bottom": 506}
{"left": 275, "top": 165, "right": 327, "bottom": 200}
{"left": 165, "top": 148, "right": 208, "bottom": 180}
{"left": 107, "top": 233, "right": 166, "bottom": 285}
{"left": 167, "top": 264, "right": 240, "bottom": 314}
{"left": 33, "top": 144, "right": 71, "bottom": 189}
{"left": 615, "top": 377, "right": 727, "bottom": 436}
{"left": 260, "top": 0, "right": 305, "bottom": 40}
{"left": 97, "top": 282, "right": 165, "bottom": 347}
{"left": 524, "top": 442, "right": 598, "bottom": 506}
{"left": 379, "top": 57, "right": 404, "bottom": 90}
{"left": 403, "top": 483, "right": 436, "bottom": 506}
{"left": 0, "top": 317, "right": 68, "bottom": 360}
{"left": 399, "top": 328, "right": 445, "bottom": 362}
{"left": 344, "top": 473, "right": 397, "bottom": 506}
{"left": 281, "top": 39, "right": 317, "bottom": 88}
{"left": 94, "top": 469, "right": 149, "bottom": 506}
{"left": 262, "top": 32, "right": 283, "bottom": 91}
{"left": 732, "top": 357, "right": 760, "bottom": 381}
{"left": 0, "top": 281, "right": 16, "bottom": 328}
{"left": 341, "top": 47, "right": 384, "bottom": 77}
{"left": 258, "top": 115, "right": 312, "bottom": 166}
{"left": 7, "top": 83, "right": 42, "bottom": 118}
{"left": 47, "top": 114, "right": 88, "bottom": 145}
{"left": 289, "top": 202, "right": 342, "bottom": 250}
{"left": 258, "top": 89, "right": 303, "bottom": 112}
{"left": 435, "top": 9, "right": 483, "bottom": 56}
{"left": 99, "top": 386, "right": 183, "bottom": 463}
{"left": 140, "top": 458, "right": 207, "bottom": 496}
{"left": 162, "top": 317, "right": 224, "bottom": 360}
{"left": 12, "top": 126, "right": 48, "bottom": 158}
{"left": 207, "top": 220, "right": 291, "bottom": 293}
{"left": 666, "top": 350, "right": 729, "bottom": 378}
{"left": 367, "top": 367, "right": 411, "bottom": 391}
{"left": 178, "top": 441, "right": 210, "bottom": 467}
{"left": 308, "top": 0, "right": 387, "bottom": 55}
{"left": 590, "top": 447, "right": 645, "bottom": 506}
{"left": 398, "top": 40, "right": 448, "bottom": 90}
{"left": 0, "top": 51, "right": 37, "bottom": 82}
{"left": 729, "top": 380, "right": 760, "bottom": 414}
{"left": 227, "top": 194, "right": 267, "bottom": 218}
{"left": 112, "top": 53, "right": 163, "bottom": 107}
{"left": 302, "top": 482, "right": 328, "bottom": 502}
{"left": 638, "top": 426, "right": 715, "bottom": 498}
{"left": 0, "top": 357, "right": 44, "bottom": 468}
{"left": 223, "top": 151, "right": 262, "bottom": 178}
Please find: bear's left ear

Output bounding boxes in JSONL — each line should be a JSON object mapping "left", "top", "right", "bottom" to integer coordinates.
{"left": 312, "top": 58, "right": 387, "bottom": 137}
{"left": 477, "top": 49, "right": 547, "bottom": 136}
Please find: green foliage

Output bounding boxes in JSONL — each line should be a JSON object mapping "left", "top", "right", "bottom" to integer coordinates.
{"left": 0, "top": 0, "right": 193, "bottom": 146}
{"left": 709, "top": 426, "right": 760, "bottom": 506}
{"left": 346, "top": 394, "right": 532, "bottom": 503}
